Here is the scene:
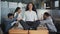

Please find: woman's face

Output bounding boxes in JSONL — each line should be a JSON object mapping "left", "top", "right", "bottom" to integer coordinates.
{"left": 28, "top": 3, "right": 33, "bottom": 10}
{"left": 17, "top": 9, "right": 21, "bottom": 13}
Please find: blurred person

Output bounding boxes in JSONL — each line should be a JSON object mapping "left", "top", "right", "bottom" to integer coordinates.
{"left": 14, "top": 7, "right": 22, "bottom": 20}
{"left": 4, "top": 13, "right": 18, "bottom": 34}
{"left": 40, "top": 12, "right": 57, "bottom": 34}
{"left": 10, "top": 7, "right": 25, "bottom": 30}
{"left": 20, "top": 2, "right": 40, "bottom": 30}
{"left": 12, "top": 7, "right": 23, "bottom": 29}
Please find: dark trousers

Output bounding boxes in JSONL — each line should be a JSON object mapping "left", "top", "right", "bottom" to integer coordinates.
{"left": 20, "top": 20, "right": 40, "bottom": 30}
{"left": 49, "top": 32, "right": 56, "bottom": 34}
{"left": 45, "top": 23, "right": 57, "bottom": 34}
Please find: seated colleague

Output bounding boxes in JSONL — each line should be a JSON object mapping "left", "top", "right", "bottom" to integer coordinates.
{"left": 4, "top": 13, "right": 18, "bottom": 33}
{"left": 13, "top": 7, "right": 23, "bottom": 29}
{"left": 20, "top": 2, "right": 40, "bottom": 30}
{"left": 14, "top": 7, "right": 22, "bottom": 20}
{"left": 40, "top": 12, "right": 57, "bottom": 32}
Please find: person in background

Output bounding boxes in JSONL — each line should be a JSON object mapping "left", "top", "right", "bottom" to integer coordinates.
{"left": 40, "top": 12, "right": 57, "bottom": 34}
{"left": 4, "top": 13, "right": 18, "bottom": 34}
{"left": 20, "top": 2, "right": 40, "bottom": 30}
{"left": 13, "top": 7, "right": 23, "bottom": 29}
{"left": 14, "top": 7, "right": 22, "bottom": 20}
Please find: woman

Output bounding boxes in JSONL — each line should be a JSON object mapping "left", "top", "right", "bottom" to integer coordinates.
{"left": 12, "top": 7, "right": 23, "bottom": 29}
{"left": 14, "top": 7, "right": 22, "bottom": 20}
{"left": 20, "top": 2, "right": 40, "bottom": 30}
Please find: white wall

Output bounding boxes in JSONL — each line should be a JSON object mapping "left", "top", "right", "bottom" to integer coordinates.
{"left": 37, "top": 9, "right": 50, "bottom": 20}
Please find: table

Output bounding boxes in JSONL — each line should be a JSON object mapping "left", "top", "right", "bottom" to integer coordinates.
{"left": 9, "top": 29, "right": 49, "bottom": 34}
{"left": 9, "top": 29, "right": 28, "bottom": 34}
{"left": 29, "top": 30, "right": 49, "bottom": 34}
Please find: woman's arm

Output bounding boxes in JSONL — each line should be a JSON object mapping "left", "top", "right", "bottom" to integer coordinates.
{"left": 34, "top": 12, "right": 38, "bottom": 21}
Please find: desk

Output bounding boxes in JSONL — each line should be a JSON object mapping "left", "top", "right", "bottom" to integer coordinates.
{"left": 9, "top": 29, "right": 28, "bottom": 34}
{"left": 29, "top": 30, "right": 49, "bottom": 34}
{"left": 9, "top": 29, "right": 49, "bottom": 34}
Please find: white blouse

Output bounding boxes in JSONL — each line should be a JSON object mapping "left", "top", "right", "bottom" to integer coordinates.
{"left": 23, "top": 10, "right": 37, "bottom": 21}
{"left": 14, "top": 12, "right": 22, "bottom": 19}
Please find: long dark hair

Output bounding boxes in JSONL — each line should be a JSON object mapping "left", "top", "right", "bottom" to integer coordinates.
{"left": 14, "top": 7, "right": 20, "bottom": 13}
{"left": 25, "top": 2, "right": 37, "bottom": 13}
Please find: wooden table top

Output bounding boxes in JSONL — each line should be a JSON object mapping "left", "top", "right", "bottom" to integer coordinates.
{"left": 9, "top": 29, "right": 28, "bottom": 33}
{"left": 9, "top": 29, "right": 49, "bottom": 34}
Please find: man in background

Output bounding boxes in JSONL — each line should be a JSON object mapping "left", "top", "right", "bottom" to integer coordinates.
{"left": 4, "top": 13, "right": 18, "bottom": 34}
{"left": 40, "top": 12, "right": 57, "bottom": 34}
